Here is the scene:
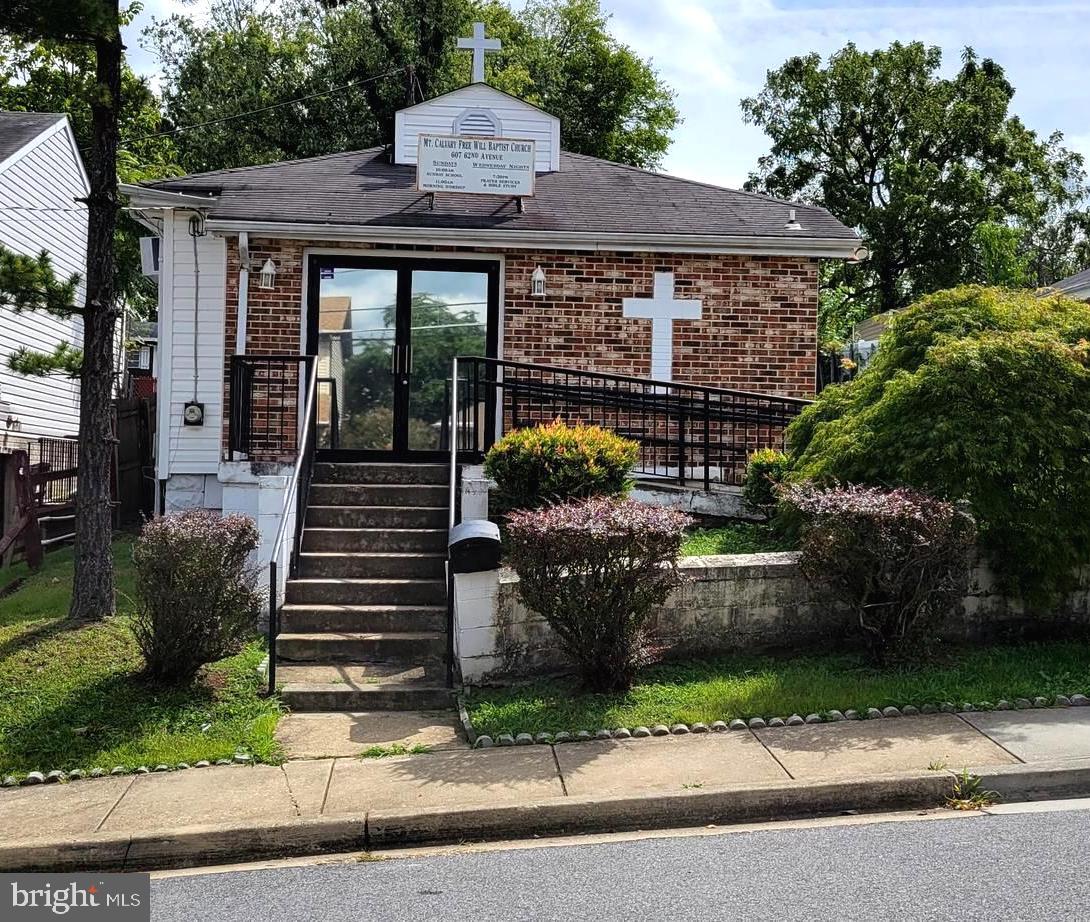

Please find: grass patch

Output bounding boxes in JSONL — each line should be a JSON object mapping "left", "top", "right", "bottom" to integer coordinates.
{"left": 465, "top": 642, "right": 1090, "bottom": 736}
{"left": 360, "top": 743, "right": 432, "bottom": 759}
{"left": 0, "top": 539, "right": 281, "bottom": 776}
{"left": 680, "top": 523, "right": 794, "bottom": 557}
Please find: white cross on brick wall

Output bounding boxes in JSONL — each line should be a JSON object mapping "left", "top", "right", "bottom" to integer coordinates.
{"left": 622, "top": 272, "right": 703, "bottom": 382}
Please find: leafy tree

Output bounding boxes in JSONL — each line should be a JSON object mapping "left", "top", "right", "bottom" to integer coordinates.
{"left": 787, "top": 285, "right": 1090, "bottom": 603}
{"left": 145, "top": 0, "right": 678, "bottom": 173}
{"left": 0, "top": 0, "right": 124, "bottom": 619}
{"left": 742, "top": 42, "right": 1090, "bottom": 324}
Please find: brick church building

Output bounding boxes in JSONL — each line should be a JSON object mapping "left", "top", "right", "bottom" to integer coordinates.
{"left": 124, "top": 25, "right": 860, "bottom": 709}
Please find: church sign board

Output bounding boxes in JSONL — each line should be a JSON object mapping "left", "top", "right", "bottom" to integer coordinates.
{"left": 416, "top": 134, "right": 536, "bottom": 196}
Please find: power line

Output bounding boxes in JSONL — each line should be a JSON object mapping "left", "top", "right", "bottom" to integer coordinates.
{"left": 108, "top": 65, "right": 406, "bottom": 152}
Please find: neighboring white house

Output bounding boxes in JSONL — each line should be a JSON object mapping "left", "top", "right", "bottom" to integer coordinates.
{"left": 0, "top": 111, "right": 87, "bottom": 446}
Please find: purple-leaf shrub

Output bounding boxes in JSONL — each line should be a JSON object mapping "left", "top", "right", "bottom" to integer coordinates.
{"left": 504, "top": 497, "right": 691, "bottom": 691}
{"left": 784, "top": 483, "right": 976, "bottom": 663}
{"left": 132, "top": 510, "right": 262, "bottom": 683}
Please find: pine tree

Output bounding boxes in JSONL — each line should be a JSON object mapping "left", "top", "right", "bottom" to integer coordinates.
{"left": 1, "top": 0, "right": 122, "bottom": 619}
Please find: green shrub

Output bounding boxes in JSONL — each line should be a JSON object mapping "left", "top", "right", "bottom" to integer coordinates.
{"left": 742, "top": 448, "right": 789, "bottom": 517}
{"left": 787, "top": 285, "right": 1090, "bottom": 601}
{"left": 785, "top": 483, "right": 976, "bottom": 664}
{"left": 483, "top": 420, "right": 639, "bottom": 513}
{"left": 505, "top": 497, "right": 690, "bottom": 691}
{"left": 132, "top": 511, "right": 262, "bottom": 683}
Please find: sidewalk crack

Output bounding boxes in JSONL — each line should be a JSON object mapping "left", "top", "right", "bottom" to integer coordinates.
{"left": 319, "top": 758, "right": 336, "bottom": 814}
{"left": 95, "top": 774, "right": 138, "bottom": 833}
{"left": 551, "top": 745, "right": 569, "bottom": 796}
{"left": 281, "top": 764, "right": 303, "bottom": 816}
{"left": 953, "top": 712, "right": 1026, "bottom": 764}
{"left": 751, "top": 729, "right": 796, "bottom": 780}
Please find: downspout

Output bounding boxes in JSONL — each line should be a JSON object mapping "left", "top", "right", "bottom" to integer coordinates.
{"left": 236, "top": 232, "right": 249, "bottom": 355}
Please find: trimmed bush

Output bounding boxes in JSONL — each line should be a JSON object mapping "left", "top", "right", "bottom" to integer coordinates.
{"left": 132, "top": 511, "right": 262, "bottom": 683}
{"left": 788, "top": 285, "right": 1090, "bottom": 601}
{"left": 505, "top": 497, "right": 690, "bottom": 691}
{"left": 742, "top": 448, "right": 789, "bottom": 517}
{"left": 785, "top": 483, "right": 976, "bottom": 663}
{"left": 483, "top": 420, "right": 639, "bottom": 513}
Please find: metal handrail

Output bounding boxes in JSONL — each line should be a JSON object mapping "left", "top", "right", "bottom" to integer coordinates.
{"left": 266, "top": 356, "right": 318, "bottom": 696}
{"left": 447, "top": 355, "right": 810, "bottom": 495}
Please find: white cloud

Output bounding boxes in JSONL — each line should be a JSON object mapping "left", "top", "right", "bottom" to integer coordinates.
{"left": 603, "top": 0, "right": 1090, "bottom": 187}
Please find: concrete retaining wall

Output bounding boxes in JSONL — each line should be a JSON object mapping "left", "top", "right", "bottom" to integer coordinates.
{"left": 454, "top": 553, "right": 1090, "bottom": 684}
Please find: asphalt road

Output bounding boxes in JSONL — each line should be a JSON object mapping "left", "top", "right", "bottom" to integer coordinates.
{"left": 151, "top": 805, "right": 1090, "bottom": 921}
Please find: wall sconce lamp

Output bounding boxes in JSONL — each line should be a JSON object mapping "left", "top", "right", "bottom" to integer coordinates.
{"left": 258, "top": 258, "right": 277, "bottom": 289}
{"left": 530, "top": 266, "right": 546, "bottom": 297}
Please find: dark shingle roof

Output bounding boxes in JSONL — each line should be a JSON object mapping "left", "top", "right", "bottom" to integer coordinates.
{"left": 147, "top": 148, "right": 857, "bottom": 241}
{"left": 0, "top": 111, "right": 65, "bottom": 164}
{"left": 1055, "top": 267, "right": 1090, "bottom": 294}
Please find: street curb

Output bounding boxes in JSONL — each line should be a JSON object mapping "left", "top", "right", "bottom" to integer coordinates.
{"left": 6, "top": 762, "right": 1090, "bottom": 873}
{"left": 0, "top": 770, "right": 953, "bottom": 873}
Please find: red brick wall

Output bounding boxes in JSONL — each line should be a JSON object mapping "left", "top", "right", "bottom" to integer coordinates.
{"left": 221, "top": 239, "right": 819, "bottom": 448}
{"left": 502, "top": 251, "right": 817, "bottom": 397}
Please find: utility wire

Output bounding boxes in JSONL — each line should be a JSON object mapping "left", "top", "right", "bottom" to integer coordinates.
{"left": 109, "top": 65, "right": 406, "bottom": 151}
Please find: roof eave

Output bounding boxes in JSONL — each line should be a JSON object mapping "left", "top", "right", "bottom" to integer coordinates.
{"left": 121, "top": 183, "right": 221, "bottom": 209}
{"left": 202, "top": 218, "right": 864, "bottom": 259}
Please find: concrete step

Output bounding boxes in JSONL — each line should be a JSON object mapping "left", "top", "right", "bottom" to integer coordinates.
{"left": 277, "top": 631, "right": 446, "bottom": 663}
{"left": 280, "top": 604, "right": 446, "bottom": 633}
{"left": 307, "top": 505, "right": 448, "bottom": 529}
{"left": 296, "top": 552, "right": 446, "bottom": 579}
{"left": 312, "top": 463, "right": 448, "bottom": 485}
{"left": 302, "top": 528, "right": 448, "bottom": 553}
{"left": 277, "top": 662, "right": 453, "bottom": 712}
{"left": 285, "top": 577, "right": 447, "bottom": 606}
{"left": 307, "top": 483, "right": 448, "bottom": 508}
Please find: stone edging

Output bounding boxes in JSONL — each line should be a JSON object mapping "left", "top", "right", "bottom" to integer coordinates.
{"left": 467, "top": 694, "right": 1090, "bottom": 749}
{"left": 2, "top": 753, "right": 256, "bottom": 788}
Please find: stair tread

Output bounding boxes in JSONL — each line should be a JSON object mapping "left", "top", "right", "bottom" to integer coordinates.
{"left": 308, "top": 505, "right": 448, "bottom": 511}
{"left": 286, "top": 577, "right": 445, "bottom": 585}
{"left": 278, "top": 631, "right": 445, "bottom": 641}
{"left": 304, "top": 527, "right": 447, "bottom": 531}
{"left": 277, "top": 662, "right": 449, "bottom": 692}
{"left": 281, "top": 603, "right": 445, "bottom": 612}
{"left": 298, "top": 551, "right": 446, "bottom": 559}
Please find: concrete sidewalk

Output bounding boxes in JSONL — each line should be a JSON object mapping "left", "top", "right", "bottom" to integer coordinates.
{"left": 5, "top": 708, "right": 1090, "bottom": 872}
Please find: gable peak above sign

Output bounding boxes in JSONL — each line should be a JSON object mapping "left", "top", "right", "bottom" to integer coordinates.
{"left": 457, "top": 22, "right": 501, "bottom": 84}
{"left": 394, "top": 85, "right": 561, "bottom": 173}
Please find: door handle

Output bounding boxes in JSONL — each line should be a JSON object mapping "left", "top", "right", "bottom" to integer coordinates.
{"left": 390, "top": 344, "right": 398, "bottom": 375}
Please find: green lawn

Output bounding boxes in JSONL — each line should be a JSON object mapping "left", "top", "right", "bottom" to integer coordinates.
{"left": 680, "top": 523, "right": 794, "bottom": 556}
{"left": 0, "top": 539, "right": 281, "bottom": 776}
{"left": 465, "top": 643, "right": 1090, "bottom": 736}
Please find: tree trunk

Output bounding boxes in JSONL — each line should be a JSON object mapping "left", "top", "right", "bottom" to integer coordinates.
{"left": 69, "top": 3, "right": 121, "bottom": 621}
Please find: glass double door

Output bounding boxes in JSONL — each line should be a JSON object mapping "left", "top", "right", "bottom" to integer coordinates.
{"left": 308, "top": 255, "right": 498, "bottom": 459}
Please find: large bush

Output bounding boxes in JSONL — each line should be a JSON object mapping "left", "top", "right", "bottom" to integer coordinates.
{"left": 505, "top": 497, "right": 690, "bottom": 691}
{"left": 785, "top": 483, "right": 976, "bottom": 663}
{"left": 132, "top": 511, "right": 261, "bottom": 683}
{"left": 484, "top": 420, "right": 639, "bottom": 513}
{"left": 787, "top": 286, "right": 1090, "bottom": 601}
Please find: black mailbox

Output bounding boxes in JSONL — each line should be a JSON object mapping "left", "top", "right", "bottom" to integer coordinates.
{"left": 448, "top": 520, "right": 502, "bottom": 573}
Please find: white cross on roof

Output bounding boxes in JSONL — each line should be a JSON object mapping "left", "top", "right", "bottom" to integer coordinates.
{"left": 457, "top": 22, "right": 501, "bottom": 84}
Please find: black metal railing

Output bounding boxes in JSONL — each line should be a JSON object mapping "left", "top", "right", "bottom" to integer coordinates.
{"left": 449, "top": 357, "right": 810, "bottom": 489}
{"left": 265, "top": 356, "right": 318, "bottom": 696}
{"left": 228, "top": 355, "right": 309, "bottom": 461}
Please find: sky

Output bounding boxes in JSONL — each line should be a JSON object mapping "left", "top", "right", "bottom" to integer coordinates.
{"left": 124, "top": 0, "right": 1090, "bottom": 189}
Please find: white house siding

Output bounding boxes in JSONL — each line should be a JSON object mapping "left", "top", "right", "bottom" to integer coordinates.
{"left": 394, "top": 84, "right": 561, "bottom": 173}
{"left": 0, "top": 122, "right": 86, "bottom": 443}
{"left": 159, "top": 212, "right": 227, "bottom": 484}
